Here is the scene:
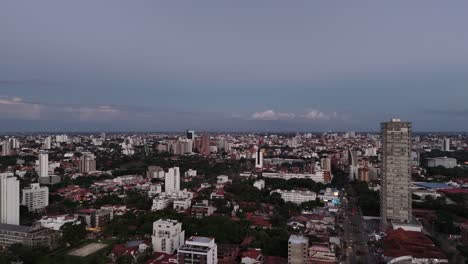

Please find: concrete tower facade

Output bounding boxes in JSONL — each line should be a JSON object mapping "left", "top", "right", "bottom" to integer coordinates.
{"left": 380, "top": 119, "right": 412, "bottom": 226}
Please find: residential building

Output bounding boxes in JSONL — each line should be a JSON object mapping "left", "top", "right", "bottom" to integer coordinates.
{"left": 381, "top": 119, "right": 412, "bottom": 226}
{"left": 164, "top": 167, "right": 180, "bottom": 194}
{"left": 38, "top": 151, "right": 48, "bottom": 177}
{"left": 441, "top": 138, "right": 450, "bottom": 152}
{"left": 22, "top": 183, "right": 49, "bottom": 212}
{"left": 255, "top": 148, "right": 263, "bottom": 169}
{"left": 427, "top": 157, "right": 457, "bottom": 169}
{"left": 44, "top": 137, "right": 51, "bottom": 150}
{"left": 178, "top": 236, "right": 217, "bottom": 264}
{"left": 253, "top": 180, "right": 265, "bottom": 190}
{"left": 0, "top": 173, "right": 20, "bottom": 225}
{"left": 288, "top": 235, "right": 308, "bottom": 264}
{"left": 271, "top": 189, "right": 317, "bottom": 204}
{"left": 1, "top": 140, "right": 11, "bottom": 156}
{"left": 152, "top": 219, "right": 185, "bottom": 254}
{"left": 79, "top": 152, "right": 96, "bottom": 173}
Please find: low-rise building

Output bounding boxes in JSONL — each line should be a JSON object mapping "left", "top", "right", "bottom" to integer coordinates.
{"left": 271, "top": 189, "right": 317, "bottom": 204}
{"left": 0, "top": 224, "right": 60, "bottom": 249}
{"left": 427, "top": 157, "right": 457, "bottom": 168}
{"left": 22, "top": 183, "right": 49, "bottom": 212}
{"left": 178, "top": 236, "right": 218, "bottom": 264}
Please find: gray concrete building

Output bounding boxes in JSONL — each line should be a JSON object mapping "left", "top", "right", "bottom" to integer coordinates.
{"left": 380, "top": 119, "right": 412, "bottom": 226}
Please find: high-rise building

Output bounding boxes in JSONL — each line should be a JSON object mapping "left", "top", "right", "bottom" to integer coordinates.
{"left": 288, "top": 235, "right": 308, "bottom": 264}
{"left": 0, "top": 173, "right": 20, "bottom": 225}
{"left": 347, "top": 149, "right": 358, "bottom": 180}
{"left": 320, "top": 157, "right": 331, "bottom": 171}
{"left": 1, "top": 140, "right": 11, "bottom": 156}
{"left": 178, "top": 236, "right": 218, "bottom": 264}
{"left": 186, "top": 130, "right": 195, "bottom": 140}
{"left": 200, "top": 133, "right": 210, "bottom": 156}
{"left": 442, "top": 138, "right": 450, "bottom": 152}
{"left": 44, "top": 137, "right": 51, "bottom": 150}
{"left": 22, "top": 183, "right": 49, "bottom": 212}
{"left": 380, "top": 119, "right": 412, "bottom": 226}
{"left": 79, "top": 152, "right": 96, "bottom": 173}
{"left": 152, "top": 219, "right": 185, "bottom": 254}
{"left": 164, "top": 167, "right": 180, "bottom": 194}
{"left": 255, "top": 148, "right": 263, "bottom": 169}
{"left": 38, "top": 151, "right": 49, "bottom": 177}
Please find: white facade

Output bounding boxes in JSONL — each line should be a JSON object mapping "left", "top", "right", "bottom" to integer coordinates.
{"left": 36, "top": 215, "right": 80, "bottom": 231}
{"left": 253, "top": 180, "right": 265, "bottom": 190}
{"left": 262, "top": 171, "right": 327, "bottom": 183}
{"left": 178, "top": 236, "right": 217, "bottom": 264}
{"left": 255, "top": 148, "right": 263, "bottom": 169}
{"left": 288, "top": 235, "right": 308, "bottom": 264}
{"left": 44, "top": 137, "right": 51, "bottom": 149}
{"left": 271, "top": 189, "right": 317, "bottom": 204}
{"left": 0, "top": 173, "right": 20, "bottom": 225}
{"left": 442, "top": 138, "right": 450, "bottom": 152}
{"left": 164, "top": 167, "right": 180, "bottom": 194}
{"left": 38, "top": 151, "right": 49, "bottom": 177}
{"left": 152, "top": 219, "right": 185, "bottom": 254}
{"left": 22, "top": 183, "right": 49, "bottom": 211}
{"left": 152, "top": 195, "right": 172, "bottom": 211}
{"left": 173, "top": 198, "right": 192, "bottom": 211}
{"left": 216, "top": 175, "right": 229, "bottom": 184}
{"left": 184, "top": 169, "right": 197, "bottom": 177}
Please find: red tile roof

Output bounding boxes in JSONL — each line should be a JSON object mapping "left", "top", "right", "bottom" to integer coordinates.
{"left": 383, "top": 228, "right": 446, "bottom": 260}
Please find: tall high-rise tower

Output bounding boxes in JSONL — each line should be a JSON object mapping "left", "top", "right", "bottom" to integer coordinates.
{"left": 380, "top": 119, "right": 412, "bottom": 226}
{"left": 38, "top": 151, "right": 49, "bottom": 177}
{"left": 164, "top": 167, "right": 180, "bottom": 194}
{"left": 79, "top": 152, "right": 96, "bottom": 173}
{"left": 0, "top": 173, "right": 20, "bottom": 225}
{"left": 442, "top": 138, "right": 450, "bottom": 152}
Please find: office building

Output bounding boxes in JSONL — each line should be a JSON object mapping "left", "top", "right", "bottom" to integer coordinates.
{"left": 380, "top": 119, "right": 412, "bottom": 226}
{"left": 164, "top": 167, "right": 180, "bottom": 194}
{"left": 288, "top": 235, "right": 308, "bottom": 264}
{"left": 200, "top": 133, "right": 210, "bottom": 156}
{"left": 152, "top": 219, "right": 185, "bottom": 254}
{"left": 178, "top": 236, "right": 218, "bottom": 264}
{"left": 38, "top": 151, "right": 49, "bottom": 177}
{"left": 187, "top": 130, "right": 195, "bottom": 140}
{"left": 0, "top": 173, "right": 20, "bottom": 225}
{"left": 0, "top": 224, "right": 60, "bottom": 249}
{"left": 79, "top": 152, "right": 96, "bottom": 173}
{"left": 22, "top": 183, "right": 49, "bottom": 212}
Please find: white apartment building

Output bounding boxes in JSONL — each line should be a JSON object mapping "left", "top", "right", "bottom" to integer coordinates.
{"left": 271, "top": 189, "right": 317, "bottom": 204}
{"left": 38, "top": 151, "right": 49, "bottom": 177}
{"left": 0, "top": 173, "right": 20, "bottom": 225}
{"left": 253, "top": 179, "right": 265, "bottom": 190}
{"left": 288, "top": 235, "right": 308, "bottom": 264}
{"left": 262, "top": 171, "right": 328, "bottom": 183}
{"left": 164, "top": 167, "right": 181, "bottom": 194}
{"left": 178, "top": 236, "right": 217, "bottom": 264}
{"left": 22, "top": 183, "right": 49, "bottom": 211}
{"left": 152, "top": 219, "right": 185, "bottom": 254}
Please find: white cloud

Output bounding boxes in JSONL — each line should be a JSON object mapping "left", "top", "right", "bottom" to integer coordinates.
{"left": 301, "top": 109, "right": 337, "bottom": 120}
{"left": 251, "top": 108, "right": 339, "bottom": 121}
{"left": 251, "top": 110, "right": 296, "bottom": 120}
{"left": 0, "top": 96, "right": 43, "bottom": 120}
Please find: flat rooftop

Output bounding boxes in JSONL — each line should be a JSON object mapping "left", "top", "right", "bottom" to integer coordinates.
{"left": 68, "top": 243, "right": 107, "bottom": 257}
{"left": 187, "top": 236, "right": 214, "bottom": 243}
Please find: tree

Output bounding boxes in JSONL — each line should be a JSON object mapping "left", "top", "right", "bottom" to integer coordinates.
{"left": 61, "top": 222, "right": 87, "bottom": 246}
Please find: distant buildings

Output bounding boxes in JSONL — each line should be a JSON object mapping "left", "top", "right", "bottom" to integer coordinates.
{"left": 381, "top": 119, "right": 412, "bottom": 226}
{"left": 178, "top": 236, "right": 218, "bottom": 264}
{"left": 0, "top": 173, "right": 20, "bottom": 225}
{"left": 22, "top": 183, "right": 49, "bottom": 212}
{"left": 186, "top": 130, "right": 195, "bottom": 140}
{"left": 255, "top": 148, "right": 263, "bottom": 170}
{"left": 427, "top": 157, "right": 457, "bottom": 169}
{"left": 38, "top": 151, "right": 49, "bottom": 177}
{"left": 271, "top": 189, "right": 317, "bottom": 204}
{"left": 152, "top": 219, "right": 185, "bottom": 254}
{"left": 1, "top": 140, "right": 11, "bottom": 156}
{"left": 79, "top": 152, "right": 96, "bottom": 173}
{"left": 288, "top": 235, "right": 308, "bottom": 264}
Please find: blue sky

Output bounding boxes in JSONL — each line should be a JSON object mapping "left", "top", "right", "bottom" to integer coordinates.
{"left": 1, "top": 1, "right": 468, "bottom": 132}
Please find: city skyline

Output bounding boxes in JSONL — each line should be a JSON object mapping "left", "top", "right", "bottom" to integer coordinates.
{"left": 2, "top": 1, "right": 468, "bottom": 132}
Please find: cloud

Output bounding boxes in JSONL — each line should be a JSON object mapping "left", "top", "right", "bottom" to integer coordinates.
{"left": 251, "top": 110, "right": 296, "bottom": 120}
{"left": 0, "top": 96, "right": 43, "bottom": 119}
{"left": 301, "top": 109, "right": 338, "bottom": 120}
{"left": 251, "top": 108, "right": 339, "bottom": 121}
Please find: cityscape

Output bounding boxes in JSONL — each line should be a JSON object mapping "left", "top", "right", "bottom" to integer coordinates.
{"left": 2, "top": 1, "right": 468, "bottom": 264}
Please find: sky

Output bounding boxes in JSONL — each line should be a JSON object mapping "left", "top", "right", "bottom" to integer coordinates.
{"left": 1, "top": 1, "right": 468, "bottom": 132}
